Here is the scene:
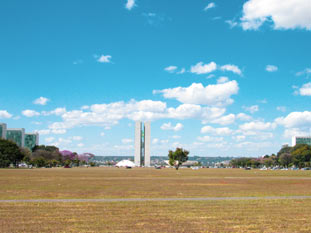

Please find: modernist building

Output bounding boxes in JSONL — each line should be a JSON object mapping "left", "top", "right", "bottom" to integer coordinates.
{"left": 134, "top": 121, "right": 151, "bottom": 167}
{"left": 292, "top": 136, "right": 311, "bottom": 146}
{"left": 0, "top": 123, "right": 39, "bottom": 150}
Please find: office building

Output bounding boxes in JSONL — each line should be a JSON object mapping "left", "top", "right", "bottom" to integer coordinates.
{"left": 134, "top": 121, "right": 151, "bottom": 167}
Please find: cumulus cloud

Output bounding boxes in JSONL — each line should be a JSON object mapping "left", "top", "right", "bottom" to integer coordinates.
{"left": 239, "top": 121, "right": 277, "bottom": 131}
{"left": 220, "top": 64, "right": 242, "bottom": 75}
{"left": 266, "top": 65, "right": 278, "bottom": 72}
{"left": 42, "top": 108, "right": 66, "bottom": 116}
{"left": 164, "top": 66, "right": 178, "bottom": 73}
{"left": 243, "top": 105, "right": 259, "bottom": 114}
{"left": 204, "top": 2, "right": 216, "bottom": 11}
{"left": 201, "top": 125, "right": 232, "bottom": 135}
{"left": 299, "top": 83, "right": 311, "bottom": 96}
{"left": 46, "top": 99, "right": 227, "bottom": 134}
{"left": 0, "top": 110, "right": 12, "bottom": 119}
{"left": 97, "top": 55, "right": 112, "bottom": 63}
{"left": 161, "top": 122, "right": 183, "bottom": 131}
{"left": 211, "top": 114, "right": 235, "bottom": 125}
{"left": 240, "top": 0, "right": 311, "bottom": 30}
{"left": 125, "top": 0, "right": 136, "bottom": 10}
{"left": 22, "top": 110, "right": 40, "bottom": 117}
{"left": 190, "top": 62, "right": 217, "bottom": 74}
{"left": 33, "top": 97, "right": 49, "bottom": 105}
{"left": 276, "top": 111, "right": 311, "bottom": 129}
{"left": 197, "top": 136, "right": 224, "bottom": 143}
{"left": 155, "top": 81, "right": 239, "bottom": 106}
{"left": 237, "top": 113, "right": 252, "bottom": 121}
{"left": 217, "top": 77, "right": 229, "bottom": 84}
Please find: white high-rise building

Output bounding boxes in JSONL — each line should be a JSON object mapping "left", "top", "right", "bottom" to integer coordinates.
{"left": 134, "top": 121, "right": 151, "bottom": 167}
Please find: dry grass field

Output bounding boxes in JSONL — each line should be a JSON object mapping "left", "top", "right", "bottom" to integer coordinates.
{"left": 1, "top": 167, "right": 311, "bottom": 232}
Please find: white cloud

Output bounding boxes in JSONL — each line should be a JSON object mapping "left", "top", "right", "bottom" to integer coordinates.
{"left": 217, "top": 76, "right": 229, "bottom": 84}
{"left": 46, "top": 99, "right": 227, "bottom": 133}
{"left": 125, "top": 0, "right": 136, "bottom": 10}
{"left": 33, "top": 97, "right": 49, "bottom": 105}
{"left": 35, "top": 129, "right": 50, "bottom": 135}
{"left": 97, "top": 55, "right": 112, "bottom": 63}
{"left": 237, "top": 113, "right": 252, "bottom": 121}
{"left": 243, "top": 105, "right": 259, "bottom": 114}
{"left": 276, "top": 111, "right": 311, "bottom": 128}
{"left": 220, "top": 64, "right": 242, "bottom": 75}
{"left": 239, "top": 121, "right": 276, "bottom": 131}
{"left": 211, "top": 114, "right": 235, "bottom": 125}
{"left": 283, "top": 128, "right": 309, "bottom": 138}
{"left": 197, "top": 136, "right": 224, "bottom": 143}
{"left": 296, "top": 68, "right": 311, "bottom": 77}
{"left": 164, "top": 66, "right": 178, "bottom": 73}
{"left": 204, "top": 2, "right": 216, "bottom": 11}
{"left": 225, "top": 20, "right": 238, "bottom": 28}
{"left": 232, "top": 135, "right": 246, "bottom": 142}
{"left": 77, "top": 143, "right": 84, "bottom": 147}
{"left": 190, "top": 62, "right": 217, "bottom": 74}
{"left": 42, "top": 107, "right": 66, "bottom": 116}
{"left": 155, "top": 81, "right": 239, "bottom": 106}
{"left": 240, "top": 0, "right": 311, "bottom": 30}
{"left": 161, "top": 122, "right": 183, "bottom": 131}
{"left": 299, "top": 83, "right": 311, "bottom": 96}
{"left": 0, "top": 110, "right": 12, "bottom": 119}
{"left": 72, "top": 136, "right": 83, "bottom": 141}
{"left": 177, "top": 68, "right": 186, "bottom": 74}
{"left": 172, "top": 135, "right": 181, "bottom": 139}
{"left": 100, "top": 132, "right": 105, "bottom": 136}
{"left": 201, "top": 125, "right": 232, "bottom": 135}
{"left": 122, "top": 138, "right": 133, "bottom": 144}
{"left": 22, "top": 110, "right": 40, "bottom": 117}
{"left": 266, "top": 65, "right": 278, "bottom": 72}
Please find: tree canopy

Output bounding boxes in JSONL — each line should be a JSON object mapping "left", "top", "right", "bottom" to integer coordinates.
{"left": 168, "top": 148, "right": 189, "bottom": 170}
{"left": 0, "top": 139, "right": 24, "bottom": 168}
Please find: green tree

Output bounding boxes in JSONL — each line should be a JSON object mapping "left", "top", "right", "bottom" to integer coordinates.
{"left": 168, "top": 148, "right": 189, "bottom": 170}
{"left": 279, "top": 153, "right": 292, "bottom": 168}
{"left": 0, "top": 139, "right": 24, "bottom": 168}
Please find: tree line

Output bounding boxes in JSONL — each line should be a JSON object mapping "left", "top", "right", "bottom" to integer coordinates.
{"left": 230, "top": 144, "right": 311, "bottom": 168}
{"left": 0, "top": 138, "right": 95, "bottom": 168}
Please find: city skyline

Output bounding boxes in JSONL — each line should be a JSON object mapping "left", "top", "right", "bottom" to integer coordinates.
{"left": 0, "top": 0, "right": 311, "bottom": 157}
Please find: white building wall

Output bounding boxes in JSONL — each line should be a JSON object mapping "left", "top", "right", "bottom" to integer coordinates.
{"left": 144, "top": 122, "right": 151, "bottom": 167}
{"left": 134, "top": 121, "right": 142, "bottom": 166}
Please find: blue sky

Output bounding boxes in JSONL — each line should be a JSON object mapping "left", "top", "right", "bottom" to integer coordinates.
{"left": 1, "top": 0, "right": 311, "bottom": 157}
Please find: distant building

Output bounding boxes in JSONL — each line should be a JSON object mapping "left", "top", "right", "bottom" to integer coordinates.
{"left": 0, "top": 123, "right": 39, "bottom": 150}
{"left": 134, "top": 121, "right": 151, "bottom": 167}
{"left": 6, "top": 128, "right": 25, "bottom": 147}
{"left": 292, "top": 136, "right": 311, "bottom": 146}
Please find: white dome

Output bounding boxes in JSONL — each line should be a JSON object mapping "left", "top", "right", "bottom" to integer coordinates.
{"left": 115, "top": 160, "right": 135, "bottom": 167}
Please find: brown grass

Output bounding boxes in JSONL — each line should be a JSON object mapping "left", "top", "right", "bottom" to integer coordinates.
{"left": 1, "top": 200, "right": 311, "bottom": 232}
{"left": 1, "top": 168, "right": 311, "bottom": 232}
{"left": 0, "top": 167, "right": 311, "bottom": 200}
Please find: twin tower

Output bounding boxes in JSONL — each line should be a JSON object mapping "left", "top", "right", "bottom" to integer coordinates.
{"left": 134, "top": 121, "right": 151, "bottom": 167}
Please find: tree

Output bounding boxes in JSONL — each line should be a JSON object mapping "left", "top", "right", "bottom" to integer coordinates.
{"left": 0, "top": 139, "right": 24, "bottom": 168}
{"left": 168, "top": 148, "right": 189, "bottom": 170}
{"left": 279, "top": 153, "right": 292, "bottom": 168}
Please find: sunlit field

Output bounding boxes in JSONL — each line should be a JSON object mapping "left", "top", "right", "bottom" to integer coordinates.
{"left": 1, "top": 167, "right": 311, "bottom": 232}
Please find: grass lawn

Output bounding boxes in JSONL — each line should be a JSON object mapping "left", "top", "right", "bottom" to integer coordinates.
{"left": 1, "top": 167, "right": 311, "bottom": 199}
{"left": 1, "top": 167, "right": 311, "bottom": 232}
{"left": 1, "top": 200, "right": 311, "bottom": 232}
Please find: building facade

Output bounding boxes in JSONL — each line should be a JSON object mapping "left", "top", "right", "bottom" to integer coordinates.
{"left": 134, "top": 121, "right": 150, "bottom": 167}
{"left": 0, "top": 123, "right": 39, "bottom": 150}
{"left": 292, "top": 136, "right": 311, "bottom": 146}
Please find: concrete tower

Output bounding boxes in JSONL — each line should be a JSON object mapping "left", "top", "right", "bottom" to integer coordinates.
{"left": 134, "top": 121, "right": 151, "bottom": 167}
